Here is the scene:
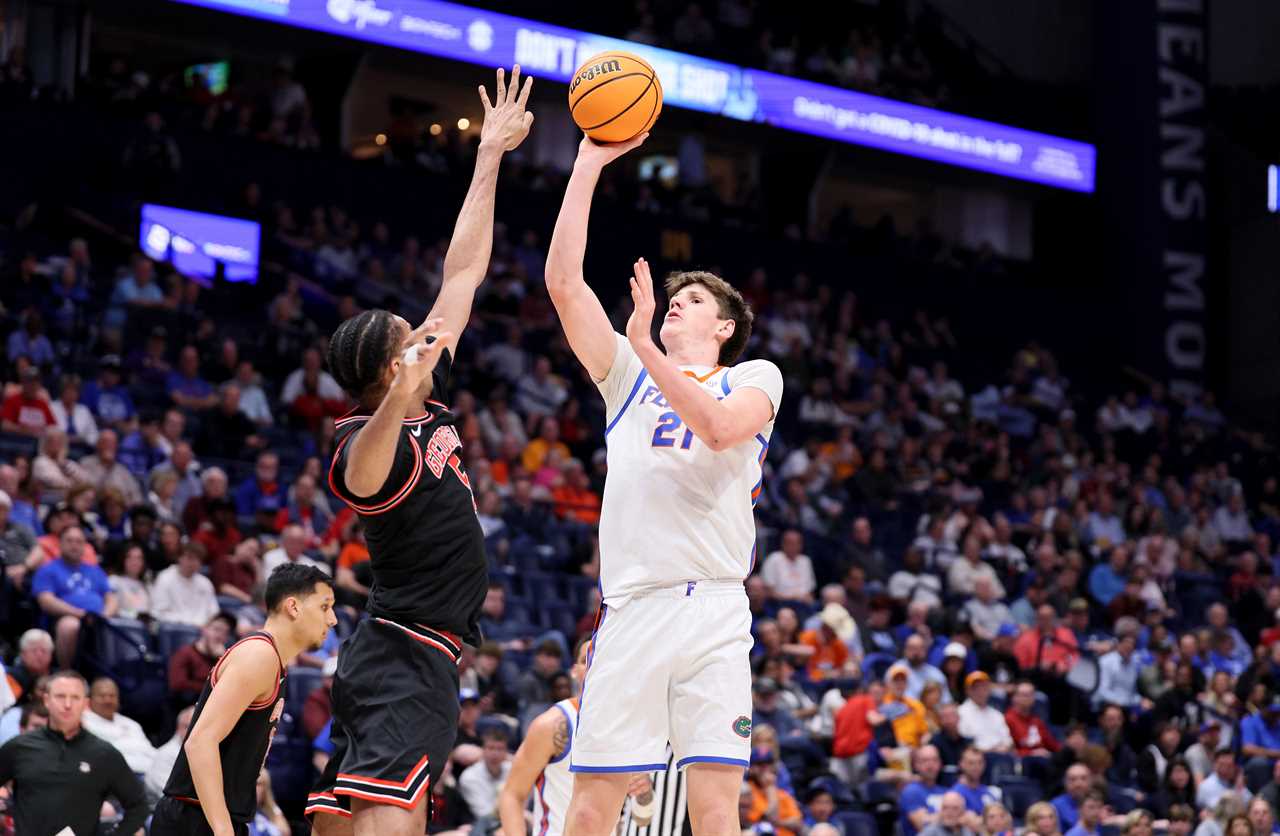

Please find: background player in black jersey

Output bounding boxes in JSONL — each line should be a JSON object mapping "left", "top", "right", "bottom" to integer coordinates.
{"left": 307, "top": 64, "right": 534, "bottom": 836}
{"left": 152, "top": 563, "right": 336, "bottom": 836}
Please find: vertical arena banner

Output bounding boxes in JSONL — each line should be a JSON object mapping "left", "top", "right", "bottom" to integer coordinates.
{"left": 1098, "top": 0, "right": 1209, "bottom": 397}
{"left": 168, "top": 0, "right": 1096, "bottom": 192}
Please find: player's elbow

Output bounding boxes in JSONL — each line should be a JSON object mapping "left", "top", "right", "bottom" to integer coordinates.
{"left": 544, "top": 263, "right": 574, "bottom": 295}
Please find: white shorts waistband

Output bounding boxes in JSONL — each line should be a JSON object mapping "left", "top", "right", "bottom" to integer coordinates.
{"left": 608, "top": 579, "right": 745, "bottom": 602}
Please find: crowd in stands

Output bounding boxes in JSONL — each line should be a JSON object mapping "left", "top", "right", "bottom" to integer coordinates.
{"left": 3, "top": 178, "right": 1279, "bottom": 835}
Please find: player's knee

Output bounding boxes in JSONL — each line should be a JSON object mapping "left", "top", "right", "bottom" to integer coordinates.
{"left": 566, "top": 801, "right": 611, "bottom": 836}
{"left": 689, "top": 804, "right": 739, "bottom": 836}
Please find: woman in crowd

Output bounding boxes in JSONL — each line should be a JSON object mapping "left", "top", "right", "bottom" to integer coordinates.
{"left": 920, "top": 680, "right": 945, "bottom": 735}
{"left": 108, "top": 543, "right": 152, "bottom": 620}
{"left": 1194, "top": 794, "right": 1246, "bottom": 836}
{"left": 148, "top": 469, "right": 182, "bottom": 524}
{"left": 157, "top": 520, "right": 184, "bottom": 567}
{"left": 1150, "top": 757, "right": 1198, "bottom": 818}
{"left": 1121, "top": 810, "right": 1154, "bottom": 836}
{"left": 982, "top": 803, "right": 1013, "bottom": 836}
{"left": 1023, "top": 801, "right": 1061, "bottom": 836}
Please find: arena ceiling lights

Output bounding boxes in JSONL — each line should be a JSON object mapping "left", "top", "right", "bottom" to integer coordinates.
{"left": 169, "top": 0, "right": 1097, "bottom": 192}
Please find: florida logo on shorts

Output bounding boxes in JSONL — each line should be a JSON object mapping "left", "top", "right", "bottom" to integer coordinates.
{"left": 733, "top": 716, "right": 752, "bottom": 738}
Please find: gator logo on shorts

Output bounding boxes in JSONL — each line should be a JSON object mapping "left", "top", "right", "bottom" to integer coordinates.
{"left": 733, "top": 715, "right": 752, "bottom": 738}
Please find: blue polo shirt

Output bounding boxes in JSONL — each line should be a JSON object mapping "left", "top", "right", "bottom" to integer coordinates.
{"left": 900, "top": 781, "right": 946, "bottom": 836}
{"left": 31, "top": 558, "right": 110, "bottom": 614}
{"left": 1052, "top": 794, "right": 1079, "bottom": 831}
{"left": 1241, "top": 712, "right": 1280, "bottom": 753}
{"left": 953, "top": 782, "right": 1002, "bottom": 814}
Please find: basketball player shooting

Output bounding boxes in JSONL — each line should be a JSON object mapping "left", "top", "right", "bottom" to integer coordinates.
{"left": 544, "top": 134, "right": 784, "bottom": 836}
{"left": 306, "top": 65, "right": 533, "bottom": 836}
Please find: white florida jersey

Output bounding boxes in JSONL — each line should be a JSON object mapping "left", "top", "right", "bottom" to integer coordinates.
{"left": 594, "top": 334, "right": 784, "bottom": 603}
{"left": 534, "top": 699, "right": 578, "bottom": 836}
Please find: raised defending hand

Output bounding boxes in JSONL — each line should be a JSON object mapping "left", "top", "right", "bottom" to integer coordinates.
{"left": 479, "top": 65, "right": 535, "bottom": 151}
{"left": 625, "top": 257, "right": 658, "bottom": 351}
{"left": 392, "top": 317, "right": 453, "bottom": 395}
{"left": 575, "top": 131, "right": 648, "bottom": 170}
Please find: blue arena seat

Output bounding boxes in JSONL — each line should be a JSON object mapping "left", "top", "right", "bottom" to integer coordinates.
{"left": 266, "top": 738, "right": 313, "bottom": 804}
{"left": 156, "top": 622, "right": 201, "bottom": 660}
{"left": 284, "top": 667, "right": 325, "bottom": 729}
{"left": 78, "top": 617, "right": 168, "bottom": 722}
{"left": 996, "top": 776, "right": 1040, "bottom": 819}
{"left": 833, "top": 811, "right": 878, "bottom": 836}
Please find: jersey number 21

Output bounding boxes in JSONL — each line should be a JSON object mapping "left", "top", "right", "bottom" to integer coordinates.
{"left": 651, "top": 412, "right": 693, "bottom": 450}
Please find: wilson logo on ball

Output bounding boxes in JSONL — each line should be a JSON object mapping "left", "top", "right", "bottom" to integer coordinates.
{"left": 569, "top": 59, "right": 622, "bottom": 95}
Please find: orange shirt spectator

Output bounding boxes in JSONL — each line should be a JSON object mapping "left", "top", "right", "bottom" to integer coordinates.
{"left": 882, "top": 692, "right": 929, "bottom": 749}
{"left": 523, "top": 438, "right": 570, "bottom": 475}
{"left": 552, "top": 484, "right": 601, "bottom": 526}
{"left": 745, "top": 756, "right": 804, "bottom": 836}
{"left": 799, "top": 627, "right": 849, "bottom": 681}
{"left": 337, "top": 540, "right": 370, "bottom": 572}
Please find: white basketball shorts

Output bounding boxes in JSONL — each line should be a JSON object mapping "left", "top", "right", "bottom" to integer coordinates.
{"left": 570, "top": 579, "right": 754, "bottom": 773}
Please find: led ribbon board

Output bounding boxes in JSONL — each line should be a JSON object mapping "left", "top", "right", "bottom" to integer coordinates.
{"left": 168, "top": 0, "right": 1096, "bottom": 192}
{"left": 141, "top": 203, "right": 261, "bottom": 282}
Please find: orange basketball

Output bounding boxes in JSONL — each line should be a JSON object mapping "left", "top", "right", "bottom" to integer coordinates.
{"left": 568, "top": 51, "right": 663, "bottom": 143}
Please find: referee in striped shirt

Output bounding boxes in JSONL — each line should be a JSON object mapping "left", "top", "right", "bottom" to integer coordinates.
{"left": 621, "top": 748, "right": 690, "bottom": 836}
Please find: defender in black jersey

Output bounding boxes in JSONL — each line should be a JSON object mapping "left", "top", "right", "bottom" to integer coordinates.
{"left": 308, "top": 64, "right": 535, "bottom": 836}
{"left": 152, "top": 563, "right": 335, "bottom": 835}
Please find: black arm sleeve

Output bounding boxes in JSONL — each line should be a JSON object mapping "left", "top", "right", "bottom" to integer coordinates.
{"left": 431, "top": 348, "right": 453, "bottom": 403}
{"left": 104, "top": 749, "right": 150, "bottom": 836}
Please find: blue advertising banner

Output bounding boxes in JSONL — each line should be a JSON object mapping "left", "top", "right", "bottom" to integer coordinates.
{"left": 169, "top": 0, "right": 1096, "bottom": 192}
{"left": 142, "top": 203, "right": 262, "bottom": 283}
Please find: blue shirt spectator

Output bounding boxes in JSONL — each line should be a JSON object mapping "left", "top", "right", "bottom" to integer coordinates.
{"left": 1093, "top": 637, "right": 1142, "bottom": 708}
{"left": 1241, "top": 704, "right": 1280, "bottom": 758}
{"left": 166, "top": 346, "right": 216, "bottom": 412}
{"left": 900, "top": 780, "right": 947, "bottom": 836}
{"left": 235, "top": 453, "right": 283, "bottom": 518}
{"left": 1088, "top": 549, "right": 1129, "bottom": 606}
{"left": 118, "top": 420, "right": 168, "bottom": 481}
{"left": 32, "top": 550, "right": 111, "bottom": 615}
{"left": 953, "top": 748, "right": 1001, "bottom": 813}
{"left": 900, "top": 745, "right": 946, "bottom": 836}
{"left": 104, "top": 259, "right": 165, "bottom": 329}
{"left": 80, "top": 358, "right": 136, "bottom": 426}
{"left": 1052, "top": 764, "right": 1092, "bottom": 833}
{"left": 1086, "top": 494, "right": 1126, "bottom": 547}
{"left": 6, "top": 313, "right": 55, "bottom": 368}
{"left": 1052, "top": 794, "right": 1079, "bottom": 832}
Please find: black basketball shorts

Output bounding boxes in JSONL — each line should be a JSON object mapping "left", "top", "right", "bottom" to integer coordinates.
{"left": 305, "top": 616, "right": 462, "bottom": 821}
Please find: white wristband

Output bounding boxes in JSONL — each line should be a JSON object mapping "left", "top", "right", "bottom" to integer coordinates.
{"left": 632, "top": 798, "right": 656, "bottom": 818}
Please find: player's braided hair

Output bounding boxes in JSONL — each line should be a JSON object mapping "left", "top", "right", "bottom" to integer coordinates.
{"left": 326, "top": 309, "right": 399, "bottom": 407}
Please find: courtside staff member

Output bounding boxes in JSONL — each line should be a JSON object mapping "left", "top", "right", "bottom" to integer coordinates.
{"left": 0, "top": 669, "right": 148, "bottom": 835}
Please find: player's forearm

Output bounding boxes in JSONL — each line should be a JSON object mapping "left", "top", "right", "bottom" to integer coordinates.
{"left": 633, "top": 341, "right": 734, "bottom": 450}
{"left": 344, "top": 383, "right": 417, "bottom": 497}
{"left": 442, "top": 143, "right": 504, "bottom": 290}
{"left": 497, "top": 787, "right": 530, "bottom": 836}
{"left": 185, "top": 737, "right": 235, "bottom": 834}
{"left": 544, "top": 163, "right": 601, "bottom": 292}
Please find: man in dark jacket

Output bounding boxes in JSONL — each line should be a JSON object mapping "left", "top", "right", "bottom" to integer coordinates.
{"left": 0, "top": 670, "right": 148, "bottom": 835}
